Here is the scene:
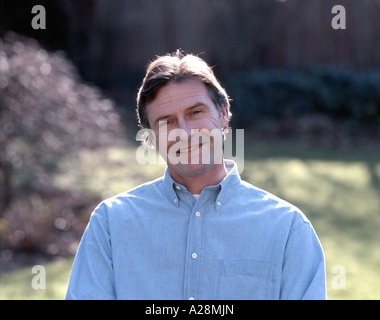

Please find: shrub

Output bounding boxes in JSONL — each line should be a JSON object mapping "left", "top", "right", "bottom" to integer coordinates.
{"left": 225, "top": 67, "right": 380, "bottom": 129}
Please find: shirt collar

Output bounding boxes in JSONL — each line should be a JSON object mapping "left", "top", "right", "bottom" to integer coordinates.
{"left": 214, "top": 159, "right": 241, "bottom": 208}
{"left": 162, "top": 159, "right": 241, "bottom": 207}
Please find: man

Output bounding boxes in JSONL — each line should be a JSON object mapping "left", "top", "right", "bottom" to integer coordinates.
{"left": 66, "top": 51, "right": 326, "bottom": 300}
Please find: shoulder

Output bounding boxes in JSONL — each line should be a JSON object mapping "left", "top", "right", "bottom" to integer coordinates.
{"left": 238, "top": 179, "right": 310, "bottom": 227}
{"left": 93, "top": 176, "right": 165, "bottom": 216}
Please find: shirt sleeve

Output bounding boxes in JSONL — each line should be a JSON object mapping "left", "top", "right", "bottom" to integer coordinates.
{"left": 65, "top": 204, "right": 116, "bottom": 300}
{"left": 280, "top": 221, "right": 327, "bottom": 300}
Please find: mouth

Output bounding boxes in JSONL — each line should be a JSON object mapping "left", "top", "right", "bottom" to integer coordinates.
{"left": 183, "top": 143, "right": 202, "bottom": 152}
{"left": 176, "top": 143, "right": 203, "bottom": 155}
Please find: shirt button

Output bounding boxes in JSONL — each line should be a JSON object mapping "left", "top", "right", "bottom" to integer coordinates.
{"left": 175, "top": 185, "right": 181, "bottom": 190}
{"left": 189, "top": 296, "right": 195, "bottom": 300}
{"left": 174, "top": 198, "right": 178, "bottom": 203}
{"left": 217, "top": 201, "right": 221, "bottom": 206}
{"left": 195, "top": 211, "right": 201, "bottom": 217}
{"left": 191, "top": 252, "right": 198, "bottom": 259}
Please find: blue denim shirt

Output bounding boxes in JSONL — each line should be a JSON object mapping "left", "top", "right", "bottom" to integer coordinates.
{"left": 66, "top": 160, "right": 326, "bottom": 300}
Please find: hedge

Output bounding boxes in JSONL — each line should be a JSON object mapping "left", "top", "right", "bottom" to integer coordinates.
{"left": 225, "top": 67, "right": 380, "bottom": 129}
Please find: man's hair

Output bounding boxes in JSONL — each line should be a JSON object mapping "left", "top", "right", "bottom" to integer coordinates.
{"left": 136, "top": 50, "right": 232, "bottom": 130}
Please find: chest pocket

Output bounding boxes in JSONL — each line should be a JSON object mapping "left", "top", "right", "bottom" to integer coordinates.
{"left": 217, "top": 259, "right": 278, "bottom": 300}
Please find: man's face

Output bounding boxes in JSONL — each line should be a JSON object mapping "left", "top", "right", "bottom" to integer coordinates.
{"left": 146, "top": 79, "right": 229, "bottom": 179}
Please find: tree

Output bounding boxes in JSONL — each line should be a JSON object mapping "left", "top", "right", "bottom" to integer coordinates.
{"left": 0, "top": 32, "right": 124, "bottom": 214}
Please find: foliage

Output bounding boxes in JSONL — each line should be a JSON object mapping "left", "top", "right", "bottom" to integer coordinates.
{"left": 0, "top": 32, "right": 127, "bottom": 257}
{"left": 0, "top": 32, "right": 125, "bottom": 212}
{"left": 225, "top": 67, "right": 380, "bottom": 130}
{"left": 0, "top": 144, "right": 165, "bottom": 259}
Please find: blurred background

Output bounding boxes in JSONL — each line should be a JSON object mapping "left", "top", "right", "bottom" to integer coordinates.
{"left": 0, "top": 0, "right": 380, "bottom": 299}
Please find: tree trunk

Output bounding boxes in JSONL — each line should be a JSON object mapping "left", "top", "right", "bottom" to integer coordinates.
{"left": 0, "top": 160, "right": 12, "bottom": 215}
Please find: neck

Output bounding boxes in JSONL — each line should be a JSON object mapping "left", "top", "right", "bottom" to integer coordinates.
{"left": 168, "top": 161, "right": 228, "bottom": 194}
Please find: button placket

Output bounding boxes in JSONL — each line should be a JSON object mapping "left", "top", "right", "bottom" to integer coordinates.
{"left": 190, "top": 209, "right": 200, "bottom": 261}
{"left": 184, "top": 203, "right": 206, "bottom": 300}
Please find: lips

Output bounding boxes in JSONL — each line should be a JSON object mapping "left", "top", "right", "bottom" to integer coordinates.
{"left": 175, "top": 143, "right": 203, "bottom": 157}
{"left": 181, "top": 143, "right": 202, "bottom": 153}
{"left": 167, "top": 141, "right": 215, "bottom": 165}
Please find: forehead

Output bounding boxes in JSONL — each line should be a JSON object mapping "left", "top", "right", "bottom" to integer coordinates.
{"left": 146, "top": 80, "right": 215, "bottom": 120}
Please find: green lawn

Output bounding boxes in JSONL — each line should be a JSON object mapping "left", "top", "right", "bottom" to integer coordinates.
{"left": 1, "top": 140, "right": 379, "bottom": 299}
{"left": 241, "top": 141, "right": 380, "bottom": 299}
{"left": 0, "top": 257, "right": 74, "bottom": 300}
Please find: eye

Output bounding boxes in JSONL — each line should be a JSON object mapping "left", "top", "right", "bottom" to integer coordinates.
{"left": 158, "top": 119, "right": 174, "bottom": 128}
{"left": 191, "top": 109, "right": 202, "bottom": 115}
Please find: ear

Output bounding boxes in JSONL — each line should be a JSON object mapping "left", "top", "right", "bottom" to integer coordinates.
{"left": 220, "top": 106, "right": 230, "bottom": 128}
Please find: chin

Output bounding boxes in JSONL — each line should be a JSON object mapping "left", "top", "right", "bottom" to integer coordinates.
{"left": 169, "top": 162, "right": 214, "bottom": 178}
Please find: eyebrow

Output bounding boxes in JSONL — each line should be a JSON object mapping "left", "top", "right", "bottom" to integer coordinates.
{"left": 153, "top": 102, "right": 209, "bottom": 127}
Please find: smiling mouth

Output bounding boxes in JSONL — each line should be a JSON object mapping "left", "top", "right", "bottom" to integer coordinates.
{"left": 184, "top": 144, "right": 202, "bottom": 152}
{"left": 176, "top": 143, "right": 203, "bottom": 155}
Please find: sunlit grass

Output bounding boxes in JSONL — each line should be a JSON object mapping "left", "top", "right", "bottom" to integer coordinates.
{"left": 0, "top": 257, "right": 73, "bottom": 300}
{"left": 241, "top": 142, "right": 380, "bottom": 299}
{"left": 54, "top": 144, "right": 166, "bottom": 198}
{"left": 1, "top": 140, "right": 379, "bottom": 299}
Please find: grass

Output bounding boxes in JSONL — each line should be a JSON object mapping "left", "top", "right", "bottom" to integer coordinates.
{"left": 241, "top": 141, "right": 380, "bottom": 299}
{"left": 53, "top": 143, "right": 166, "bottom": 199}
{"left": 1, "top": 139, "right": 379, "bottom": 299}
{"left": 0, "top": 257, "right": 74, "bottom": 300}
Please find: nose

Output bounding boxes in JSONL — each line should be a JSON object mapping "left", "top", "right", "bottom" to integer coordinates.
{"left": 176, "top": 118, "right": 192, "bottom": 140}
